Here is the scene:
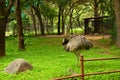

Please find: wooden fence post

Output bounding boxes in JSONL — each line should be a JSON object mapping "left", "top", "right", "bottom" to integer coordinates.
{"left": 80, "top": 54, "right": 84, "bottom": 80}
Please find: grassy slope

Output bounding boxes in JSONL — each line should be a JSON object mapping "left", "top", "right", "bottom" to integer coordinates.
{"left": 0, "top": 36, "right": 120, "bottom": 80}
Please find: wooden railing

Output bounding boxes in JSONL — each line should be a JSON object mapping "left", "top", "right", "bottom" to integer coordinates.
{"left": 52, "top": 54, "right": 120, "bottom": 80}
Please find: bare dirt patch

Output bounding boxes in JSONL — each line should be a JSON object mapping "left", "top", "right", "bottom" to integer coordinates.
{"left": 39, "top": 34, "right": 110, "bottom": 39}
{"left": 84, "top": 35, "right": 110, "bottom": 40}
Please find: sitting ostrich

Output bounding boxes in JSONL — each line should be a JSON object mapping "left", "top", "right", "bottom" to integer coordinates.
{"left": 62, "top": 35, "right": 93, "bottom": 66}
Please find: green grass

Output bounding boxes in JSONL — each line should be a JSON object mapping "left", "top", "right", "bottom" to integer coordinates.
{"left": 0, "top": 36, "right": 120, "bottom": 80}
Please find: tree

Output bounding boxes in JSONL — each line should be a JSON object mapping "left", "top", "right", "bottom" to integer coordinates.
{"left": 25, "top": 6, "right": 38, "bottom": 35}
{"left": 30, "top": 0, "right": 45, "bottom": 36}
{"left": 0, "top": 0, "right": 6, "bottom": 57}
{"left": 40, "top": 1, "right": 57, "bottom": 34}
{"left": 113, "top": 0, "right": 120, "bottom": 47}
{"left": 30, "top": 7, "right": 37, "bottom": 35}
{"left": 93, "top": 0, "right": 100, "bottom": 33}
{"left": 0, "top": 0, "right": 14, "bottom": 57}
{"left": 57, "top": 4, "right": 62, "bottom": 35}
{"left": 62, "top": 0, "right": 88, "bottom": 34}
{"left": 49, "top": 0, "right": 71, "bottom": 35}
{"left": 15, "top": 0, "right": 25, "bottom": 50}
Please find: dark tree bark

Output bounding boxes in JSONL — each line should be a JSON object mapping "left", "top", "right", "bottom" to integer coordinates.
{"left": 50, "top": 18, "right": 54, "bottom": 33}
{"left": 57, "top": 5, "right": 62, "bottom": 35}
{"left": 94, "top": 0, "right": 100, "bottom": 33}
{"left": 61, "top": 7, "right": 66, "bottom": 34}
{"left": 0, "top": 0, "right": 14, "bottom": 57}
{"left": 114, "top": 0, "right": 120, "bottom": 47}
{"left": 0, "top": 0, "right": 5, "bottom": 57}
{"left": 61, "top": 14, "right": 65, "bottom": 34}
{"left": 30, "top": 7, "right": 37, "bottom": 35}
{"left": 15, "top": 0, "right": 25, "bottom": 50}
{"left": 69, "top": 9, "right": 74, "bottom": 35}
{"left": 32, "top": 6, "right": 44, "bottom": 36}
{"left": 84, "top": 19, "right": 89, "bottom": 34}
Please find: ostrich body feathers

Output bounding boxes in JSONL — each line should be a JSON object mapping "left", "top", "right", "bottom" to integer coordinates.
{"left": 63, "top": 35, "right": 93, "bottom": 52}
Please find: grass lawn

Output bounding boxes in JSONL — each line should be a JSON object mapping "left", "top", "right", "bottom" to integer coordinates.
{"left": 0, "top": 36, "right": 120, "bottom": 80}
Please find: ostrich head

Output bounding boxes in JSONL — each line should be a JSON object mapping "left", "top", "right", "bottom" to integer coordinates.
{"left": 62, "top": 38, "right": 70, "bottom": 51}
{"left": 62, "top": 38, "right": 69, "bottom": 45}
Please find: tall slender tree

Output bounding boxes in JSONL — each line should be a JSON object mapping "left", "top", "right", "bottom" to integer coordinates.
{"left": 0, "top": 0, "right": 14, "bottom": 57}
{"left": 30, "top": 7, "right": 37, "bottom": 35}
{"left": 30, "top": 0, "right": 45, "bottom": 36}
{"left": 50, "top": 0, "right": 71, "bottom": 35}
{"left": 93, "top": 0, "right": 100, "bottom": 33}
{"left": 15, "top": 0, "right": 25, "bottom": 50}
{"left": 57, "top": 4, "right": 62, "bottom": 35}
{"left": 114, "top": 0, "right": 120, "bottom": 47}
{"left": 0, "top": 0, "right": 6, "bottom": 57}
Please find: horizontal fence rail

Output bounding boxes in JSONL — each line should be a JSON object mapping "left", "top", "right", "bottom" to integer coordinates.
{"left": 52, "top": 54, "right": 120, "bottom": 80}
{"left": 83, "top": 57, "right": 120, "bottom": 61}
{"left": 52, "top": 74, "right": 82, "bottom": 80}
{"left": 84, "top": 70, "right": 120, "bottom": 76}
{"left": 52, "top": 70, "right": 120, "bottom": 80}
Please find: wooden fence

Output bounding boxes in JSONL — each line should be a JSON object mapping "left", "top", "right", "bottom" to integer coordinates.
{"left": 52, "top": 54, "right": 120, "bottom": 80}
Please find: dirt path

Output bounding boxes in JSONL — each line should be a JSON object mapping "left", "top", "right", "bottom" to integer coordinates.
{"left": 41, "top": 34, "right": 111, "bottom": 40}
{"left": 85, "top": 35, "right": 110, "bottom": 40}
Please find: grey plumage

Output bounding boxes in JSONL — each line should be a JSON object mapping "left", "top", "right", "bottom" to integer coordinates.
{"left": 62, "top": 35, "right": 93, "bottom": 66}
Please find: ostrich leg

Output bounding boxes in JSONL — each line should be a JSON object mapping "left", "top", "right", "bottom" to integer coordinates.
{"left": 75, "top": 51, "right": 80, "bottom": 67}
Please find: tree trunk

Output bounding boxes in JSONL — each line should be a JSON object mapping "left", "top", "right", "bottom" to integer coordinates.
{"left": 69, "top": 9, "right": 73, "bottom": 35}
{"left": 61, "top": 7, "right": 65, "bottom": 34}
{"left": 30, "top": 7, "right": 37, "bottom": 35}
{"left": 0, "top": 0, "right": 14, "bottom": 57}
{"left": 15, "top": 0, "right": 25, "bottom": 50}
{"left": 57, "top": 5, "right": 62, "bottom": 35}
{"left": 94, "top": 0, "right": 100, "bottom": 33}
{"left": 114, "top": 0, "right": 120, "bottom": 47}
{"left": 61, "top": 6, "right": 66, "bottom": 34}
{"left": 32, "top": 7, "right": 44, "bottom": 36}
{"left": 0, "top": 0, "right": 5, "bottom": 57}
{"left": 62, "top": 14, "right": 65, "bottom": 34}
{"left": 50, "top": 18, "right": 54, "bottom": 34}
{"left": 12, "top": 24, "right": 17, "bottom": 36}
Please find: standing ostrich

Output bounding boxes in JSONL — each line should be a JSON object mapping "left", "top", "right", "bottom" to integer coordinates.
{"left": 62, "top": 35, "right": 93, "bottom": 66}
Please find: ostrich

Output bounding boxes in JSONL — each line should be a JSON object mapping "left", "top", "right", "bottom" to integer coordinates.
{"left": 62, "top": 35, "right": 93, "bottom": 66}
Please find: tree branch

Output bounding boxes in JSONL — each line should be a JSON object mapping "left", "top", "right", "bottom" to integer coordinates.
{"left": 5, "top": 0, "right": 14, "bottom": 15}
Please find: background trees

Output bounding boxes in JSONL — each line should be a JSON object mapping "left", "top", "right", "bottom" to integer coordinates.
{"left": 1, "top": 0, "right": 120, "bottom": 57}
{"left": 30, "top": 0, "right": 45, "bottom": 36}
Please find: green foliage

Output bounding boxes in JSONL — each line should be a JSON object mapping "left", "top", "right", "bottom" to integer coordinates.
{"left": 52, "top": 0, "right": 71, "bottom": 7}
{"left": 22, "top": 14, "right": 30, "bottom": 27}
{"left": 0, "top": 16, "right": 4, "bottom": 19}
{"left": 0, "top": 37, "right": 120, "bottom": 80}
{"left": 8, "top": 20, "right": 16, "bottom": 29}
{"left": 40, "top": 2, "right": 57, "bottom": 19}
{"left": 110, "top": 24, "right": 117, "bottom": 44}
{"left": 109, "top": 45, "right": 120, "bottom": 55}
